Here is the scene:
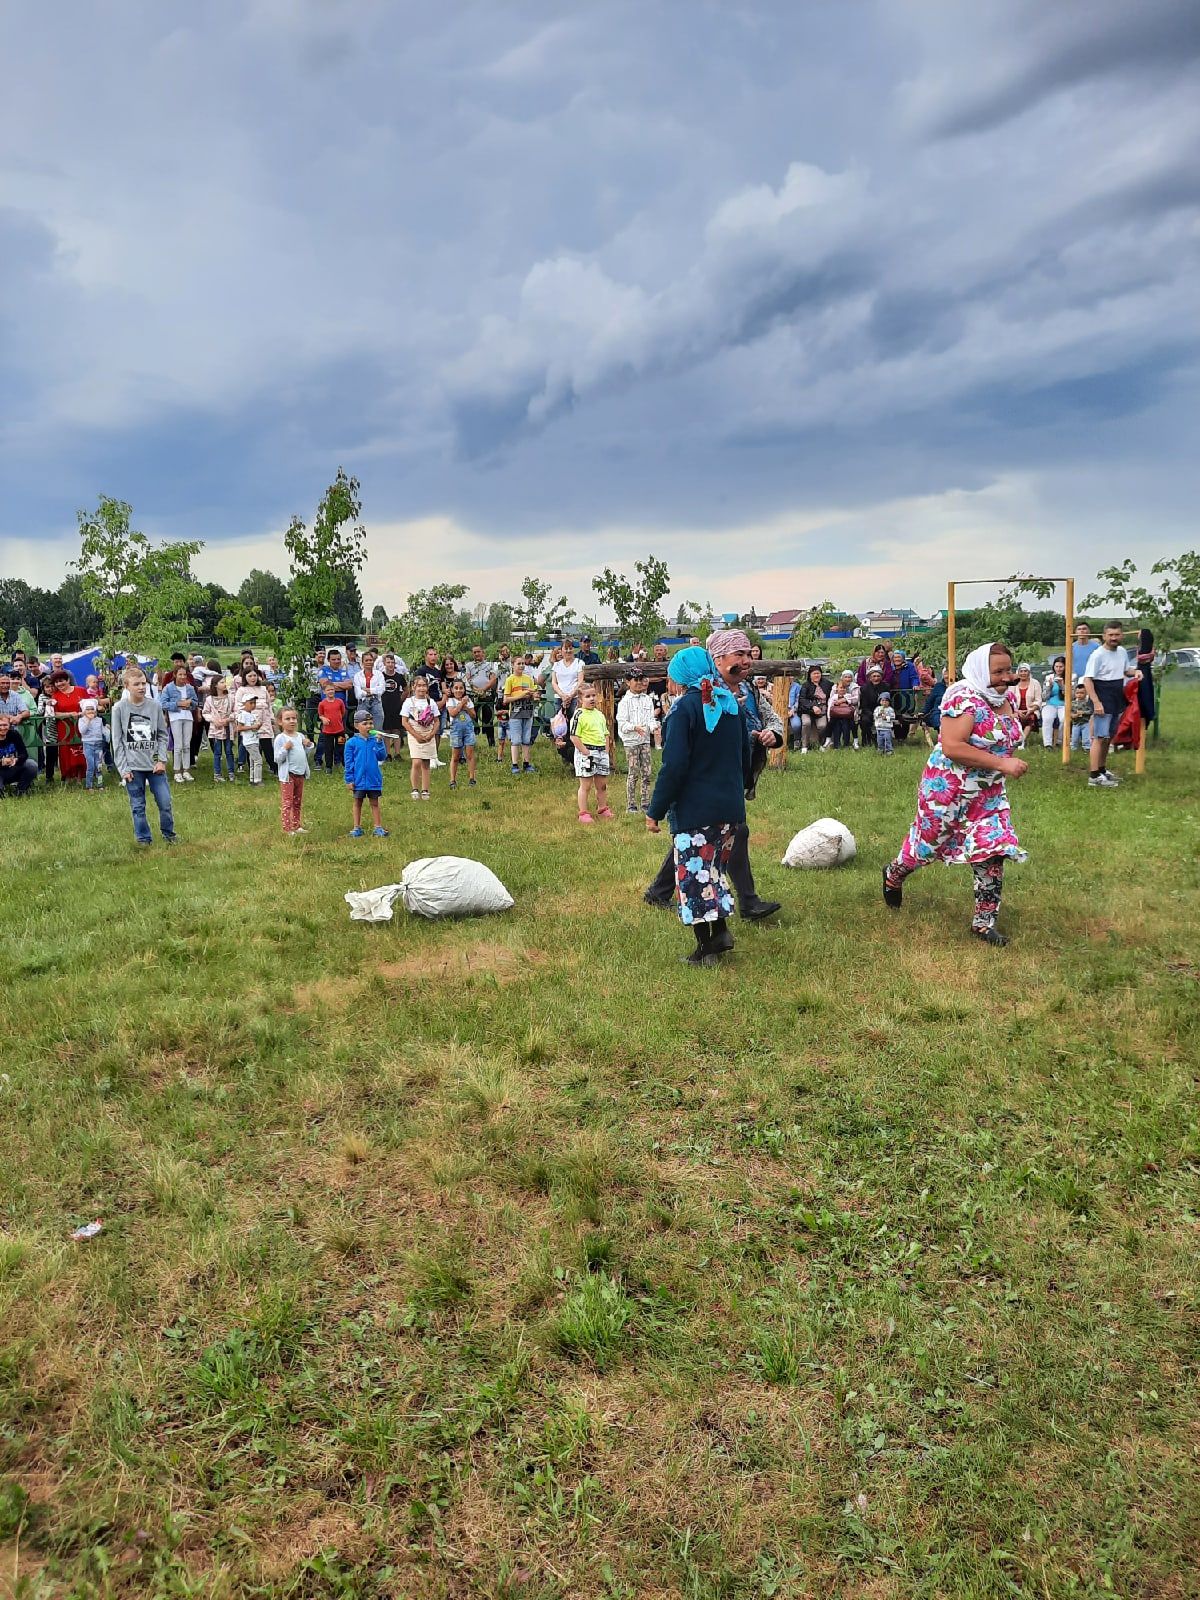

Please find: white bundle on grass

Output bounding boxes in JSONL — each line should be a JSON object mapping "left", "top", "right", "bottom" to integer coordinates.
{"left": 345, "top": 858, "right": 514, "bottom": 922}
{"left": 781, "top": 817, "right": 857, "bottom": 870}
{"left": 344, "top": 884, "right": 405, "bottom": 922}
{"left": 399, "top": 856, "right": 514, "bottom": 918}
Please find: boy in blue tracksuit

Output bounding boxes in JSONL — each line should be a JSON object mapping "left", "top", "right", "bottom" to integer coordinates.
{"left": 343, "top": 707, "right": 396, "bottom": 837}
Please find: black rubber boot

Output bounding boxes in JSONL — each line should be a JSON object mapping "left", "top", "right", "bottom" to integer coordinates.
{"left": 882, "top": 866, "right": 903, "bottom": 909}
{"left": 709, "top": 918, "right": 734, "bottom": 955}
{"left": 682, "top": 925, "right": 718, "bottom": 967}
{"left": 972, "top": 925, "right": 1008, "bottom": 946}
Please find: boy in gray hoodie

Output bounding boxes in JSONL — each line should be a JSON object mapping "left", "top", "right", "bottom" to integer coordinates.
{"left": 110, "top": 667, "right": 177, "bottom": 846}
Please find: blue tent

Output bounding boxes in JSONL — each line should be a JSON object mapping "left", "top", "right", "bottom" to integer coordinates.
{"left": 60, "top": 646, "right": 156, "bottom": 684}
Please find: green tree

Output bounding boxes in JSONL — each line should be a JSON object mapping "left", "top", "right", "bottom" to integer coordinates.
{"left": 194, "top": 583, "right": 236, "bottom": 639}
{"left": 383, "top": 583, "right": 470, "bottom": 665}
{"left": 237, "top": 569, "right": 294, "bottom": 632}
{"left": 214, "top": 599, "right": 279, "bottom": 650}
{"left": 517, "top": 576, "right": 569, "bottom": 636}
{"left": 0, "top": 580, "right": 36, "bottom": 644}
{"left": 280, "top": 469, "right": 366, "bottom": 706}
{"left": 788, "top": 600, "right": 840, "bottom": 659}
{"left": 485, "top": 601, "right": 513, "bottom": 646}
{"left": 675, "top": 599, "right": 718, "bottom": 639}
{"left": 72, "top": 496, "right": 204, "bottom": 668}
{"left": 368, "top": 604, "right": 389, "bottom": 634}
{"left": 1084, "top": 552, "right": 1200, "bottom": 655}
{"left": 592, "top": 555, "right": 670, "bottom": 649}
{"left": 330, "top": 570, "right": 364, "bottom": 634}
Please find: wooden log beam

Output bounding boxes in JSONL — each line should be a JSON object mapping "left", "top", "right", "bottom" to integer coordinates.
{"left": 583, "top": 658, "right": 815, "bottom": 684}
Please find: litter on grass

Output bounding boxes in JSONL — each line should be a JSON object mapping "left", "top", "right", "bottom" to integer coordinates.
{"left": 71, "top": 1220, "right": 103, "bottom": 1241}
{"left": 345, "top": 857, "right": 514, "bottom": 922}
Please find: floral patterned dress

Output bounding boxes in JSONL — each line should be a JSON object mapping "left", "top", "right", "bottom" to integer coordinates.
{"left": 673, "top": 825, "right": 736, "bottom": 925}
{"left": 894, "top": 685, "right": 1025, "bottom": 871}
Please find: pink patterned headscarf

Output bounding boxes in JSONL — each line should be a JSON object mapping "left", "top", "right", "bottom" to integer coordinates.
{"left": 705, "top": 628, "right": 752, "bottom": 659}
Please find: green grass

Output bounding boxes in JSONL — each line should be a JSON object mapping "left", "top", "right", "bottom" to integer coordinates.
{"left": 2, "top": 693, "right": 1199, "bottom": 1598}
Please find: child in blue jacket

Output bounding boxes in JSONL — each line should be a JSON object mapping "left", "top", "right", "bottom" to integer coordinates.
{"left": 343, "top": 707, "right": 398, "bottom": 837}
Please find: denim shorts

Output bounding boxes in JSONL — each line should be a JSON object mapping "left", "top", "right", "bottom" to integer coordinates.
{"left": 449, "top": 723, "right": 476, "bottom": 749}
{"left": 1091, "top": 713, "right": 1116, "bottom": 740}
{"left": 352, "top": 788, "right": 382, "bottom": 801}
{"left": 508, "top": 714, "right": 534, "bottom": 745}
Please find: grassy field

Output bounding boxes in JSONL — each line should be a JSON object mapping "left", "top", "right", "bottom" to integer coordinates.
{"left": 2, "top": 693, "right": 1198, "bottom": 1599}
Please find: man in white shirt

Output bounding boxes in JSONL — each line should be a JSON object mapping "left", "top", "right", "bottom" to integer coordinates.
{"left": 1084, "top": 622, "right": 1141, "bottom": 788}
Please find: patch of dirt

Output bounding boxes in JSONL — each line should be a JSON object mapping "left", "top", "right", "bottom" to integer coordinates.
{"left": 0, "top": 1538, "right": 49, "bottom": 1593}
{"left": 291, "top": 976, "right": 359, "bottom": 1013}
{"left": 377, "top": 944, "right": 548, "bottom": 986}
{"left": 256, "top": 1506, "right": 370, "bottom": 1579}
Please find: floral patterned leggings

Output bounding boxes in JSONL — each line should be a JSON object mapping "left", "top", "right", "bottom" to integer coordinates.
{"left": 885, "top": 854, "right": 1005, "bottom": 932}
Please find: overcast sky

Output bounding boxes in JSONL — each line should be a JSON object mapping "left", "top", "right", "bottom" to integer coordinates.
{"left": 1, "top": 0, "right": 1197, "bottom": 618}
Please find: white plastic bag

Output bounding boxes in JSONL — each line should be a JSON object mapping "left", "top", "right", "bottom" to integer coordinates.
{"left": 398, "top": 856, "right": 514, "bottom": 919}
{"left": 344, "top": 883, "right": 405, "bottom": 922}
{"left": 781, "top": 817, "right": 857, "bottom": 869}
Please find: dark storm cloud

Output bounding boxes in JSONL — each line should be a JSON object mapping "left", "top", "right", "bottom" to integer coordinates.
{"left": 0, "top": 0, "right": 1197, "bottom": 602}
{"left": 921, "top": 0, "right": 1200, "bottom": 139}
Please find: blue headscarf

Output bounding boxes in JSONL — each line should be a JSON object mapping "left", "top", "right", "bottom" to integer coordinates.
{"left": 670, "top": 646, "right": 740, "bottom": 733}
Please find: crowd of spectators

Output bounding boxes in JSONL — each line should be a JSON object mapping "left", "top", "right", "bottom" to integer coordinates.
{"left": 0, "top": 625, "right": 1148, "bottom": 805}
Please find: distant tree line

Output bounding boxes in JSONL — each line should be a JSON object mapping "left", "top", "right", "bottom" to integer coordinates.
{"left": 0, "top": 560, "right": 368, "bottom": 654}
{"left": 5, "top": 492, "right": 1196, "bottom": 681}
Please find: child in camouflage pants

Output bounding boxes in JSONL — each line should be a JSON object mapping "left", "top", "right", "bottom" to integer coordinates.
{"left": 616, "top": 669, "right": 657, "bottom": 812}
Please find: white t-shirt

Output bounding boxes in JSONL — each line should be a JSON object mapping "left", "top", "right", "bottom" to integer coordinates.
{"left": 401, "top": 695, "right": 437, "bottom": 734}
{"left": 1084, "top": 644, "right": 1130, "bottom": 682}
{"left": 552, "top": 658, "right": 583, "bottom": 698}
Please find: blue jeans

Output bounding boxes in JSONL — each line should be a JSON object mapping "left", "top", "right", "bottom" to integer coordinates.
{"left": 211, "top": 736, "right": 235, "bottom": 776}
{"left": 876, "top": 728, "right": 894, "bottom": 754}
{"left": 0, "top": 757, "right": 37, "bottom": 794}
{"left": 124, "top": 769, "right": 176, "bottom": 843}
{"left": 84, "top": 743, "right": 106, "bottom": 787}
{"left": 357, "top": 694, "right": 383, "bottom": 730}
{"left": 508, "top": 714, "right": 534, "bottom": 748}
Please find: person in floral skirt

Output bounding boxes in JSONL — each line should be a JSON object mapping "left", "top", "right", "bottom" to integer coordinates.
{"left": 645, "top": 646, "right": 752, "bottom": 967}
{"left": 882, "top": 642, "right": 1028, "bottom": 945}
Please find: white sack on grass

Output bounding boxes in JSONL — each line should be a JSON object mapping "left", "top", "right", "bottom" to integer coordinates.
{"left": 345, "top": 884, "right": 405, "bottom": 922}
{"left": 398, "top": 856, "right": 514, "bottom": 919}
{"left": 782, "top": 817, "right": 857, "bottom": 870}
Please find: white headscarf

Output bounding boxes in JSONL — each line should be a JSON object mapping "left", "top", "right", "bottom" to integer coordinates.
{"left": 958, "top": 642, "right": 1010, "bottom": 708}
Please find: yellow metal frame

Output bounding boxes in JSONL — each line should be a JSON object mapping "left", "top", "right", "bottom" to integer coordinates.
{"left": 945, "top": 575, "right": 1143, "bottom": 772}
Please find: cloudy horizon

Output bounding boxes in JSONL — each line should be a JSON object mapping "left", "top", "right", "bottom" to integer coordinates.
{"left": 1, "top": 0, "right": 1197, "bottom": 620}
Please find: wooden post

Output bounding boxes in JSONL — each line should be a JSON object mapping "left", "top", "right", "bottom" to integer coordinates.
{"left": 1062, "top": 577, "right": 1074, "bottom": 767}
{"left": 1136, "top": 714, "right": 1147, "bottom": 775}
{"left": 947, "top": 582, "right": 956, "bottom": 681}
{"left": 595, "top": 679, "right": 617, "bottom": 768}
{"left": 769, "top": 676, "right": 791, "bottom": 769}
